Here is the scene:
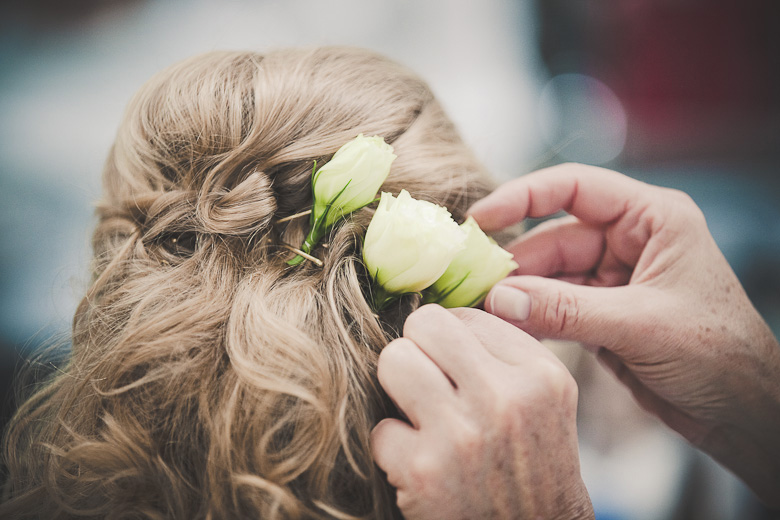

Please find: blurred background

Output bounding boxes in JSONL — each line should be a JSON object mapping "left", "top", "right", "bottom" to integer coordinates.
{"left": 1, "top": 0, "right": 778, "bottom": 518}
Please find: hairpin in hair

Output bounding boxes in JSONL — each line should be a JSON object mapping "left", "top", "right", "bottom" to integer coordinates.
{"left": 274, "top": 209, "right": 312, "bottom": 224}
{"left": 281, "top": 243, "right": 323, "bottom": 267}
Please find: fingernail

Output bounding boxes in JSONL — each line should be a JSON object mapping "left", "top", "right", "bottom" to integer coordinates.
{"left": 466, "top": 199, "right": 486, "bottom": 216}
{"left": 466, "top": 195, "right": 495, "bottom": 218}
{"left": 488, "top": 285, "right": 531, "bottom": 321}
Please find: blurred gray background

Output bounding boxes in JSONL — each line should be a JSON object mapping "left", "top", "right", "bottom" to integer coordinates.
{"left": 1, "top": 1, "right": 778, "bottom": 518}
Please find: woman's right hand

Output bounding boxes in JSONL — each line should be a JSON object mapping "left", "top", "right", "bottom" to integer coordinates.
{"left": 371, "top": 305, "right": 594, "bottom": 520}
{"left": 469, "top": 163, "right": 780, "bottom": 507}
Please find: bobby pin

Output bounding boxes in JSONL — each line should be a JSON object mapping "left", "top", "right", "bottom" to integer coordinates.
{"left": 275, "top": 209, "right": 312, "bottom": 224}
{"left": 281, "top": 243, "right": 323, "bottom": 267}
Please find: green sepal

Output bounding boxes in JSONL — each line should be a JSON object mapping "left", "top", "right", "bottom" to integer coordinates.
{"left": 287, "top": 157, "right": 380, "bottom": 267}
{"left": 421, "top": 271, "right": 471, "bottom": 307}
{"left": 287, "top": 178, "right": 358, "bottom": 267}
{"left": 285, "top": 216, "right": 326, "bottom": 266}
{"left": 372, "top": 284, "right": 401, "bottom": 312}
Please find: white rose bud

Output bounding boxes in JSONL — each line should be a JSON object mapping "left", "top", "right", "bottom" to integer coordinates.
{"left": 288, "top": 134, "right": 396, "bottom": 266}
{"left": 312, "top": 134, "right": 396, "bottom": 228}
{"left": 425, "top": 216, "right": 518, "bottom": 308}
{"left": 363, "top": 190, "right": 466, "bottom": 307}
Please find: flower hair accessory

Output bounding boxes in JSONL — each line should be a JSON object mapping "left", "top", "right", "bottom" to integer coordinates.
{"left": 287, "top": 134, "right": 517, "bottom": 310}
{"left": 287, "top": 134, "right": 396, "bottom": 266}
{"left": 423, "top": 216, "right": 519, "bottom": 308}
{"left": 363, "top": 190, "right": 467, "bottom": 309}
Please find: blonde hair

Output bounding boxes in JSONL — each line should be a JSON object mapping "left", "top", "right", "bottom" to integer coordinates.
{"left": 1, "top": 47, "right": 492, "bottom": 519}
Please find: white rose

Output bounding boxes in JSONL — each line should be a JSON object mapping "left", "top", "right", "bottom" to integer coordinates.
{"left": 363, "top": 190, "right": 466, "bottom": 302}
{"left": 426, "top": 216, "right": 518, "bottom": 308}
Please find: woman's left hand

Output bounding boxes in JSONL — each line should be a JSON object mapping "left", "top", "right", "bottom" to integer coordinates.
{"left": 371, "top": 304, "right": 594, "bottom": 520}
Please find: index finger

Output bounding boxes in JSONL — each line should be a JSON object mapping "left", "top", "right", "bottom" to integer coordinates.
{"left": 447, "top": 307, "right": 558, "bottom": 365}
{"left": 467, "top": 163, "right": 652, "bottom": 232}
{"left": 403, "top": 304, "right": 497, "bottom": 387}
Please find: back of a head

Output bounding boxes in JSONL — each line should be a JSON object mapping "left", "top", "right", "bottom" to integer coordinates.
{"left": 1, "top": 47, "right": 492, "bottom": 519}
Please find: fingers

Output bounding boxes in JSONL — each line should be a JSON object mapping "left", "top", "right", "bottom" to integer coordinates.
{"left": 376, "top": 306, "right": 594, "bottom": 519}
{"left": 505, "top": 215, "right": 606, "bottom": 277}
{"left": 468, "top": 163, "right": 650, "bottom": 232}
{"left": 506, "top": 216, "right": 633, "bottom": 286}
{"left": 370, "top": 418, "right": 418, "bottom": 488}
{"left": 446, "top": 307, "right": 555, "bottom": 365}
{"left": 402, "top": 305, "right": 497, "bottom": 387}
{"left": 485, "top": 275, "right": 643, "bottom": 348}
{"left": 377, "top": 337, "right": 456, "bottom": 428}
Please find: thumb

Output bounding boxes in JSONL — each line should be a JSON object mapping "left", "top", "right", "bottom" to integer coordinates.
{"left": 485, "top": 276, "right": 638, "bottom": 347}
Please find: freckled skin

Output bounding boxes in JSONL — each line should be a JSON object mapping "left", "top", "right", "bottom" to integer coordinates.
{"left": 471, "top": 164, "right": 780, "bottom": 509}
{"left": 372, "top": 305, "right": 594, "bottom": 520}
{"left": 371, "top": 164, "right": 780, "bottom": 517}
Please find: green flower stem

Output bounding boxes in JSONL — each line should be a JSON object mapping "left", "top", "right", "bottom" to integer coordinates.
{"left": 287, "top": 215, "right": 327, "bottom": 266}
{"left": 422, "top": 272, "right": 470, "bottom": 306}
{"left": 287, "top": 255, "right": 305, "bottom": 266}
{"left": 421, "top": 290, "right": 438, "bottom": 305}
{"left": 372, "top": 285, "right": 399, "bottom": 311}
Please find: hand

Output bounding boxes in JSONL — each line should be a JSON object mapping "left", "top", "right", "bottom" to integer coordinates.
{"left": 371, "top": 304, "right": 594, "bottom": 520}
{"left": 469, "top": 163, "right": 780, "bottom": 507}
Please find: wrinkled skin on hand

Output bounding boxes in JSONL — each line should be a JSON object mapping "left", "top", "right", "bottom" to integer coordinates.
{"left": 470, "top": 163, "right": 780, "bottom": 507}
{"left": 371, "top": 305, "right": 594, "bottom": 520}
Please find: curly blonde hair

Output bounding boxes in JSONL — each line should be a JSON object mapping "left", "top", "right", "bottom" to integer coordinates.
{"left": 1, "top": 47, "right": 492, "bottom": 519}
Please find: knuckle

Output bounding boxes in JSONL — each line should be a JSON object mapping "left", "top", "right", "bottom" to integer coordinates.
{"left": 406, "top": 453, "right": 441, "bottom": 491}
{"left": 492, "top": 396, "right": 521, "bottom": 430}
{"left": 395, "top": 491, "right": 416, "bottom": 515}
{"left": 470, "top": 361, "right": 500, "bottom": 388}
{"left": 559, "top": 162, "right": 604, "bottom": 179}
{"left": 664, "top": 188, "right": 706, "bottom": 225}
{"left": 483, "top": 380, "right": 525, "bottom": 427}
{"left": 534, "top": 358, "right": 578, "bottom": 404}
{"left": 369, "top": 418, "right": 392, "bottom": 448}
{"left": 403, "top": 304, "right": 445, "bottom": 337}
{"left": 541, "top": 288, "right": 580, "bottom": 335}
{"left": 450, "top": 419, "right": 483, "bottom": 456}
{"left": 560, "top": 161, "right": 587, "bottom": 171}
{"left": 563, "top": 372, "right": 579, "bottom": 406}
{"left": 377, "top": 339, "right": 417, "bottom": 379}
{"left": 665, "top": 187, "right": 695, "bottom": 206}
{"left": 482, "top": 360, "right": 579, "bottom": 431}
{"left": 380, "top": 338, "right": 416, "bottom": 361}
